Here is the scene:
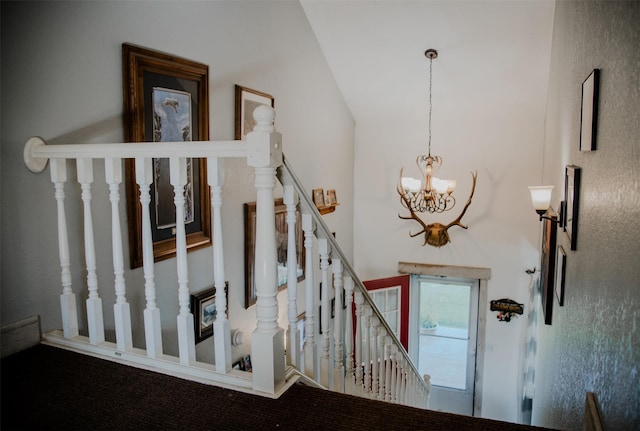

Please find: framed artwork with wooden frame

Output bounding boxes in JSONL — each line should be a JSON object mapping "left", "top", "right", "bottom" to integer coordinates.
{"left": 564, "top": 165, "right": 581, "bottom": 250}
{"left": 555, "top": 245, "right": 566, "bottom": 306}
{"left": 243, "top": 198, "right": 305, "bottom": 308}
{"left": 540, "top": 209, "right": 557, "bottom": 325}
{"left": 190, "top": 282, "right": 228, "bottom": 344}
{"left": 122, "top": 43, "right": 211, "bottom": 269}
{"left": 580, "top": 69, "right": 599, "bottom": 152}
{"left": 234, "top": 85, "right": 274, "bottom": 140}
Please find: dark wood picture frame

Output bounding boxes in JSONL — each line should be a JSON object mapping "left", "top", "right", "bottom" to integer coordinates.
{"left": 243, "top": 198, "right": 305, "bottom": 308}
{"left": 190, "top": 282, "right": 229, "bottom": 344}
{"left": 122, "top": 43, "right": 211, "bottom": 269}
{"left": 555, "top": 245, "right": 566, "bottom": 306}
{"left": 580, "top": 69, "right": 599, "bottom": 152}
{"left": 540, "top": 210, "right": 557, "bottom": 325}
{"left": 564, "top": 165, "right": 581, "bottom": 250}
{"left": 234, "top": 85, "right": 274, "bottom": 140}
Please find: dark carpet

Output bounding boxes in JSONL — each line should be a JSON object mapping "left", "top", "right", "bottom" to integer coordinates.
{"left": 1, "top": 344, "right": 551, "bottom": 430}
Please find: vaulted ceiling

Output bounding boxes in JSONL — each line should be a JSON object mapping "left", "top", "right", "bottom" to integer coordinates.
{"left": 301, "top": 0, "right": 556, "bottom": 124}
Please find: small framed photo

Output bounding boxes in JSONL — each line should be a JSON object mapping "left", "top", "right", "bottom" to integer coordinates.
{"left": 235, "top": 85, "right": 274, "bottom": 140}
{"left": 580, "top": 69, "right": 599, "bottom": 152}
{"left": 312, "top": 188, "right": 326, "bottom": 208}
{"left": 540, "top": 209, "right": 558, "bottom": 325}
{"left": 564, "top": 165, "right": 581, "bottom": 250}
{"left": 190, "top": 282, "right": 228, "bottom": 343}
{"left": 555, "top": 245, "right": 566, "bottom": 306}
{"left": 326, "top": 189, "right": 338, "bottom": 206}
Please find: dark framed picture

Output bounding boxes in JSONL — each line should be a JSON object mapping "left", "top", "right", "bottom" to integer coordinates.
{"left": 122, "top": 43, "right": 211, "bottom": 269}
{"left": 555, "top": 245, "right": 566, "bottom": 306}
{"left": 234, "top": 85, "right": 274, "bottom": 140}
{"left": 564, "top": 165, "right": 581, "bottom": 250}
{"left": 580, "top": 69, "right": 599, "bottom": 152}
{"left": 312, "top": 188, "right": 326, "bottom": 208}
{"left": 190, "top": 282, "right": 228, "bottom": 344}
{"left": 540, "top": 210, "right": 557, "bottom": 325}
{"left": 243, "top": 198, "right": 305, "bottom": 308}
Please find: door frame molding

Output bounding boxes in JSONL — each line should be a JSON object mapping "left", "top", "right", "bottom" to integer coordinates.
{"left": 398, "top": 261, "right": 491, "bottom": 417}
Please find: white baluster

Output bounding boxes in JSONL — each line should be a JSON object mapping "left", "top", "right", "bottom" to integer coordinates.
{"left": 354, "top": 291, "right": 364, "bottom": 396}
{"left": 302, "top": 214, "right": 317, "bottom": 379}
{"left": 344, "top": 276, "right": 355, "bottom": 394}
{"left": 363, "top": 307, "right": 372, "bottom": 396}
{"left": 377, "top": 329, "right": 387, "bottom": 401}
{"left": 332, "top": 258, "right": 344, "bottom": 392}
{"left": 396, "top": 354, "right": 405, "bottom": 404}
{"left": 371, "top": 315, "right": 380, "bottom": 399}
{"left": 76, "top": 158, "right": 104, "bottom": 345}
{"left": 248, "top": 105, "right": 285, "bottom": 394}
{"left": 284, "top": 184, "right": 300, "bottom": 368}
{"left": 136, "top": 158, "right": 162, "bottom": 358}
{"left": 384, "top": 336, "right": 392, "bottom": 401}
{"left": 423, "top": 374, "right": 432, "bottom": 408}
{"left": 318, "top": 238, "right": 331, "bottom": 388}
{"left": 389, "top": 345, "right": 398, "bottom": 403}
{"left": 50, "top": 159, "right": 78, "bottom": 339}
{"left": 171, "top": 157, "right": 195, "bottom": 366}
{"left": 105, "top": 158, "right": 132, "bottom": 352}
{"left": 209, "top": 157, "right": 231, "bottom": 373}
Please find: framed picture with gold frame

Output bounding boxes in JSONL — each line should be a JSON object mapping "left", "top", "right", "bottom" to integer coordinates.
{"left": 234, "top": 85, "right": 274, "bottom": 140}
{"left": 122, "top": 43, "right": 211, "bottom": 269}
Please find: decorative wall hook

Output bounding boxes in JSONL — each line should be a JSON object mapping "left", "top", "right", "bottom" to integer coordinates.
{"left": 490, "top": 298, "right": 524, "bottom": 322}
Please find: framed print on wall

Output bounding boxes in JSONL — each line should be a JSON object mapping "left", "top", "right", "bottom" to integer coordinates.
{"left": 122, "top": 43, "right": 211, "bottom": 269}
{"left": 243, "top": 198, "right": 305, "bottom": 308}
{"left": 190, "top": 283, "right": 229, "bottom": 344}
{"left": 580, "top": 69, "right": 599, "bottom": 152}
{"left": 555, "top": 246, "right": 566, "bottom": 306}
{"left": 564, "top": 165, "right": 581, "bottom": 250}
{"left": 540, "top": 210, "right": 557, "bottom": 325}
{"left": 234, "top": 85, "right": 274, "bottom": 140}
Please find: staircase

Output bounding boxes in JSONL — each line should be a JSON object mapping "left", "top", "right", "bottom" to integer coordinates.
{"left": 23, "top": 106, "right": 430, "bottom": 408}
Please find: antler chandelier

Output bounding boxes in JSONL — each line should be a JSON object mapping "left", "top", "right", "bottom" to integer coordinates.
{"left": 397, "top": 49, "right": 477, "bottom": 247}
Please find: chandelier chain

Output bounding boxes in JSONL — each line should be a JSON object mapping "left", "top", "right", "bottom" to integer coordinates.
{"left": 428, "top": 55, "right": 433, "bottom": 157}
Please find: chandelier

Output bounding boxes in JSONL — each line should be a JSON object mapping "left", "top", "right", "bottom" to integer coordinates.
{"left": 397, "top": 49, "right": 477, "bottom": 247}
{"left": 399, "top": 49, "right": 456, "bottom": 213}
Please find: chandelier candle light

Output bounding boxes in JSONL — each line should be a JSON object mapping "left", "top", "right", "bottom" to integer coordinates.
{"left": 397, "top": 49, "right": 477, "bottom": 248}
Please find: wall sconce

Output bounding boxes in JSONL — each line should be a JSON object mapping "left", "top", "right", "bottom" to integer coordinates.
{"left": 528, "top": 186, "right": 562, "bottom": 224}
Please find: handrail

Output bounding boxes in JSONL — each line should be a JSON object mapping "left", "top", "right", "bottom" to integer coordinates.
{"left": 278, "top": 155, "right": 429, "bottom": 394}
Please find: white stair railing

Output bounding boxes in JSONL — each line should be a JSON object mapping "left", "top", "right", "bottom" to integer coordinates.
{"left": 23, "top": 104, "right": 429, "bottom": 407}
{"left": 277, "top": 157, "right": 431, "bottom": 409}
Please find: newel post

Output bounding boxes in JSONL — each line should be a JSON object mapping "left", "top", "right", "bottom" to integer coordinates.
{"left": 247, "top": 105, "right": 285, "bottom": 394}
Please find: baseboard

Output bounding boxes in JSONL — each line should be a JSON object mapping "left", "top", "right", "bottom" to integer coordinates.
{"left": 1, "top": 315, "right": 41, "bottom": 358}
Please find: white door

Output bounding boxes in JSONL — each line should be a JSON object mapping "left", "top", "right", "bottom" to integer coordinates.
{"left": 409, "top": 275, "right": 479, "bottom": 416}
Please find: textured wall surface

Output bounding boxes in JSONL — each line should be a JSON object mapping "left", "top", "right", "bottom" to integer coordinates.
{"left": 534, "top": 1, "right": 640, "bottom": 429}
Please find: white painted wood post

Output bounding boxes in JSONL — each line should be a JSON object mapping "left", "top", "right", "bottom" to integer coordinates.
{"left": 171, "top": 157, "right": 196, "bottom": 366}
{"left": 363, "top": 307, "right": 372, "bottom": 396}
{"left": 284, "top": 184, "right": 300, "bottom": 368}
{"left": 389, "top": 345, "right": 398, "bottom": 402}
{"left": 248, "top": 105, "right": 285, "bottom": 394}
{"left": 344, "top": 276, "right": 355, "bottom": 394}
{"left": 105, "top": 158, "right": 132, "bottom": 352}
{"left": 136, "top": 157, "right": 163, "bottom": 358}
{"left": 302, "top": 213, "right": 317, "bottom": 379}
{"left": 332, "top": 258, "right": 344, "bottom": 392}
{"left": 209, "top": 157, "right": 232, "bottom": 373}
{"left": 50, "top": 158, "right": 79, "bottom": 339}
{"left": 354, "top": 291, "right": 364, "bottom": 396}
{"left": 318, "top": 237, "right": 331, "bottom": 388}
{"left": 76, "top": 158, "right": 104, "bottom": 345}
{"left": 384, "top": 336, "right": 392, "bottom": 401}
{"left": 371, "top": 315, "right": 379, "bottom": 399}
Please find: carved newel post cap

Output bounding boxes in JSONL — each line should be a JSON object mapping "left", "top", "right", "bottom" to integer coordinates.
{"left": 252, "top": 105, "right": 276, "bottom": 131}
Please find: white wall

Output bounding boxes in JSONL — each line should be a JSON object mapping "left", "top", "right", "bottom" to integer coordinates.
{"left": 533, "top": 2, "right": 640, "bottom": 429}
{"left": 348, "top": 4, "right": 555, "bottom": 423}
{"left": 1, "top": 1, "right": 354, "bottom": 364}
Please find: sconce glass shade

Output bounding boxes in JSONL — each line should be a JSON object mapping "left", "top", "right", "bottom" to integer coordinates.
{"left": 528, "top": 186, "right": 554, "bottom": 215}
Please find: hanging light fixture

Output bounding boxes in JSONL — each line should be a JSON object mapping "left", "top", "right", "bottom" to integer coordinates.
{"left": 397, "top": 49, "right": 477, "bottom": 248}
